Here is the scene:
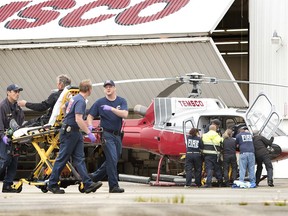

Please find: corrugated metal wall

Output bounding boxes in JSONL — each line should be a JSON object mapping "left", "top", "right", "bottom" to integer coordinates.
{"left": 0, "top": 38, "right": 247, "bottom": 110}
{"left": 250, "top": 0, "right": 288, "bottom": 118}
{"left": 250, "top": 0, "right": 288, "bottom": 178}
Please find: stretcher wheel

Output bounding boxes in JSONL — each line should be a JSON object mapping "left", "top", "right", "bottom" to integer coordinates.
{"left": 36, "top": 184, "right": 48, "bottom": 193}
{"left": 16, "top": 185, "right": 22, "bottom": 193}
{"left": 41, "top": 187, "right": 48, "bottom": 193}
{"left": 78, "top": 184, "right": 85, "bottom": 193}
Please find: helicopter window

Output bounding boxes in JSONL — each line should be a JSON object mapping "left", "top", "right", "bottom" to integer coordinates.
{"left": 198, "top": 116, "right": 246, "bottom": 137}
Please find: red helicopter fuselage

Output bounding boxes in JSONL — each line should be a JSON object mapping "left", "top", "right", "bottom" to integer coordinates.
{"left": 90, "top": 101, "right": 186, "bottom": 158}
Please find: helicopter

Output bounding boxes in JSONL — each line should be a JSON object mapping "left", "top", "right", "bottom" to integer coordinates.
{"left": 87, "top": 72, "right": 288, "bottom": 185}
{"left": 8, "top": 72, "right": 288, "bottom": 190}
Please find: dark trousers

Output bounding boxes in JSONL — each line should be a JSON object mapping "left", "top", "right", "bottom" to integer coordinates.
{"left": 90, "top": 131, "right": 122, "bottom": 189}
{"left": 185, "top": 153, "right": 202, "bottom": 186}
{"left": 0, "top": 141, "right": 18, "bottom": 185}
{"left": 223, "top": 154, "right": 238, "bottom": 184}
{"left": 204, "top": 154, "right": 222, "bottom": 186}
{"left": 48, "top": 130, "right": 93, "bottom": 190}
{"left": 255, "top": 154, "right": 273, "bottom": 184}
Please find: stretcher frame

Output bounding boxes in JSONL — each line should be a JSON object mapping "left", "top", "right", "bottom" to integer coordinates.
{"left": 10, "top": 87, "right": 89, "bottom": 193}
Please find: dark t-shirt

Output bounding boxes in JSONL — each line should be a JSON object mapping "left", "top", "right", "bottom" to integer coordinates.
{"left": 89, "top": 96, "right": 128, "bottom": 131}
{"left": 63, "top": 94, "right": 86, "bottom": 128}
{"left": 236, "top": 131, "right": 254, "bottom": 153}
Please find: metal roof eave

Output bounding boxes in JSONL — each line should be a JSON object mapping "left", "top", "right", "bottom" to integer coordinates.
{"left": 0, "top": 36, "right": 210, "bottom": 50}
{"left": 0, "top": 32, "right": 210, "bottom": 48}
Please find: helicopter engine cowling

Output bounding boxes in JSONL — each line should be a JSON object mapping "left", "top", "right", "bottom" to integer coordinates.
{"left": 134, "top": 105, "right": 147, "bottom": 117}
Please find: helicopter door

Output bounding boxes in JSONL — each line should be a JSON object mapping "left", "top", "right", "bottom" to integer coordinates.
{"left": 245, "top": 93, "right": 282, "bottom": 139}
{"left": 182, "top": 118, "right": 196, "bottom": 146}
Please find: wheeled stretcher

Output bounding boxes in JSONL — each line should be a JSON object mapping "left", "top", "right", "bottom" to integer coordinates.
{"left": 9, "top": 86, "right": 98, "bottom": 193}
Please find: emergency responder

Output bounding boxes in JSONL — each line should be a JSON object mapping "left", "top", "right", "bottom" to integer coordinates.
{"left": 0, "top": 84, "right": 25, "bottom": 193}
{"left": 235, "top": 127, "right": 256, "bottom": 186}
{"left": 221, "top": 128, "right": 238, "bottom": 187}
{"left": 184, "top": 128, "right": 203, "bottom": 187}
{"left": 18, "top": 74, "right": 71, "bottom": 126}
{"left": 202, "top": 124, "right": 223, "bottom": 187}
{"left": 47, "top": 79, "right": 102, "bottom": 194}
{"left": 204, "top": 118, "right": 222, "bottom": 135}
{"left": 87, "top": 80, "right": 128, "bottom": 193}
{"left": 253, "top": 131, "right": 274, "bottom": 187}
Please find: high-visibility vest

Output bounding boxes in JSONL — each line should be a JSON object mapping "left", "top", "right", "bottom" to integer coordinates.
{"left": 202, "top": 130, "right": 223, "bottom": 155}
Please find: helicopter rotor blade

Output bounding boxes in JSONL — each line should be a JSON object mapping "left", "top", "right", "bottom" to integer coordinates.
{"left": 157, "top": 82, "right": 184, "bottom": 97}
{"left": 215, "top": 79, "right": 288, "bottom": 88}
{"left": 92, "top": 77, "right": 176, "bottom": 87}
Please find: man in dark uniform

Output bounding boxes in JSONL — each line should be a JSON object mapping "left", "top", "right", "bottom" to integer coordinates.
{"left": 184, "top": 128, "right": 203, "bottom": 187}
{"left": 47, "top": 79, "right": 102, "bottom": 194}
{"left": 87, "top": 80, "right": 128, "bottom": 193}
{"left": 0, "top": 84, "right": 25, "bottom": 193}
{"left": 253, "top": 131, "right": 274, "bottom": 187}
{"left": 221, "top": 128, "right": 238, "bottom": 187}
{"left": 18, "top": 74, "right": 71, "bottom": 126}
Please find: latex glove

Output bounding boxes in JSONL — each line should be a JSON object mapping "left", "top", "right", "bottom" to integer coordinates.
{"left": 88, "top": 125, "right": 93, "bottom": 132}
{"left": 101, "top": 105, "right": 112, "bottom": 111}
{"left": 88, "top": 133, "right": 96, "bottom": 143}
{"left": 2, "top": 135, "right": 9, "bottom": 145}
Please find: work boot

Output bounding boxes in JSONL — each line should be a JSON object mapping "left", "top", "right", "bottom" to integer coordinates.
{"left": 2, "top": 184, "right": 19, "bottom": 193}
{"left": 85, "top": 181, "right": 103, "bottom": 193}
{"left": 217, "top": 180, "right": 223, "bottom": 187}
{"left": 88, "top": 173, "right": 98, "bottom": 182}
{"left": 202, "top": 184, "right": 212, "bottom": 188}
{"left": 268, "top": 180, "right": 274, "bottom": 187}
{"left": 109, "top": 186, "right": 125, "bottom": 193}
{"left": 47, "top": 186, "right": 65, "bottom": 194}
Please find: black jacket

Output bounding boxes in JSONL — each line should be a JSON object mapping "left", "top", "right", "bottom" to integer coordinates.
{"left": 253, "top": 135, "right": 274, "bottom": 158}
{"left": 222, "top": 137, "right": 236, "bottom": 156}
{"left": 26, "top": 90, "right": 63, "bottom": 118}
{"left": 0, "top": 98, "right": 25, "bottom": 138}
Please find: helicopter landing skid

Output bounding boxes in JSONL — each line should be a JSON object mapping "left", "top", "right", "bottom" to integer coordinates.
{"left": 150, "top": 181, "right": 176, "bottom": 186}
{"left": 149, "top": 156, "right": 177, "bottom": 186}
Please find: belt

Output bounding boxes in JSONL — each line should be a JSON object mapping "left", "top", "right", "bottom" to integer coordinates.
{"left": 102, "top": 128, "right": 121, "bottom": 136}
{"left": 187, "top": 152, "right": 201, "bottom": 154}
{"left": 61, "top": 124, "right": 79, "bottom": 132}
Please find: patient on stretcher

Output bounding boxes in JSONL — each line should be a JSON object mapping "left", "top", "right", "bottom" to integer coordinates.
{"left": 12, "top": 86, "right": 78, "bottom": 140}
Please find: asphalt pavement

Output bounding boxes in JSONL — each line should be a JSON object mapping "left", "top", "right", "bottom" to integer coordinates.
{"left": 1, "top": 178, "right": 288, "bottom": 216}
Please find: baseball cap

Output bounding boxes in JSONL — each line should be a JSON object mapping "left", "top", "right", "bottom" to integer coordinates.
{"left": 103, "top": 80, "right": 115, "bottom": 87}
{"left": 211, "top": 119, "right": 221, "bottom": 126}
{"left": 240, "top": 126, "right": 248, "bottom": 130}
{"left": 7, "top": 84, "right": 23, "bottom": 92}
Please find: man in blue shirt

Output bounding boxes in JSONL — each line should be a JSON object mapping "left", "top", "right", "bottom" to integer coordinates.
{"left": 235, "top": 126, "right": 256, "bottom": 186}
{"left": 47, "top": 79, "right": 102, "bottom": 194}
{"left": 87, "top": 80, "right": 128, "bottom": 193}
